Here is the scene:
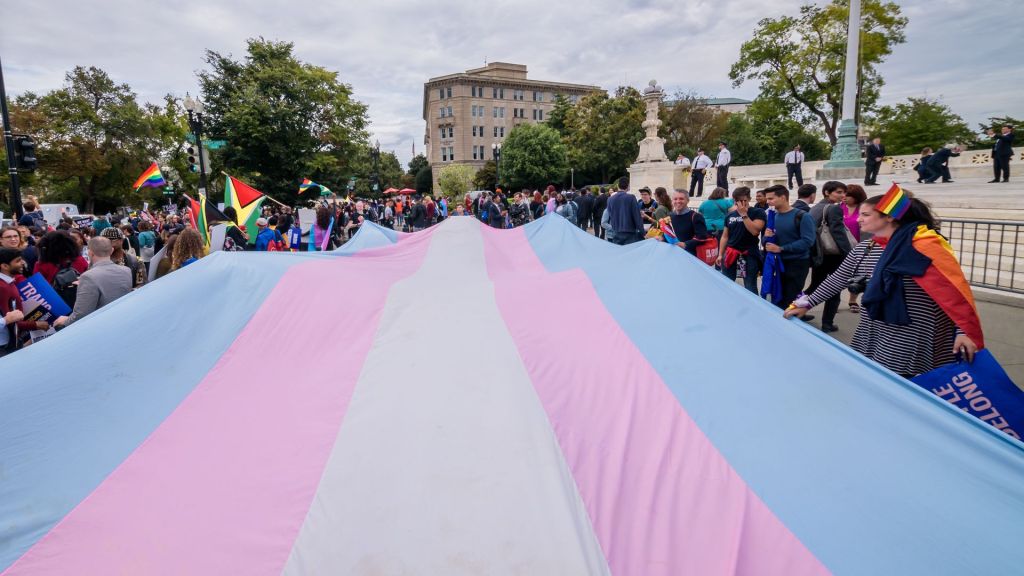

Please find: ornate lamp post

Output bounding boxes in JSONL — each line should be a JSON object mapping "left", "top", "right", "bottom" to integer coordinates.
{"left": 823, "top": 0, "right": 863, "bottom": 171}
{"left": 371, "top": 139, "right": 381, "bottom": 194}
{"left": 492, "top": 142, "right": 502, "bottom": 190}
{"left": 183, "top": 93, "right": 209, "bottom": 194}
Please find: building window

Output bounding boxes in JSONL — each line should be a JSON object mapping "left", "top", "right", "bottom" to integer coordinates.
{"left": 439, "top": 88, "right": 444, "bottom": 100}
{"left": 570, "top": 94, "right": 579, "bottom": 104}
{"left": 446, "top": 86, "right": 452, "bottom": 99}
{"left": 533, "top": 91, "right": 544, "bottom": 102}
{"left": 537, "top": 109, "right": 543, "bottom": 121}
{"left": 493, "top": 126, "right": 498, "bottom": 137}
{"left": 440, "top": 107, "right": 446, "bottom": 118}
{"left": 532, "top": 109, "right": 537, "bottom": 120}
{"left": 499, "top": 127, "right": 505, "bottom": 137}
{"left": 493, "top": 87, "right": 505, "bottom": 99}
{"left": 449, "top": 146, "right": 455, "bottom": 161}
{"left": 442, "top": 148, "right": 448, "bottom": 162}
{"left": 513, "top": 89, "right": 523, "bottom": 101}
{"left": 493, "top": 107, "right": 498, "bottom": 118}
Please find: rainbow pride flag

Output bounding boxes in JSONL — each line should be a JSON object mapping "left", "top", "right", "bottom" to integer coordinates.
{"left": 1, "top": 217, "right": 1021, "bottom": 574}
{"left": 911, "top": 224, "right": 985, "bottom": 348}
{"left": 877, "top": 182, "right": 911, "bottom": 219}
{"left": 299, "top": 178, "right": 331, "bottom": 196}
{"left": 132, "top": 162, "right": 167, "bottom": 191}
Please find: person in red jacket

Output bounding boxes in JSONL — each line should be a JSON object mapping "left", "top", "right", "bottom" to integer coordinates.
{"left": 1, "top": 248, "right": 49, "bottom": 356}
{"left": 34, "top": 231, "right": 89, "bottom": 284}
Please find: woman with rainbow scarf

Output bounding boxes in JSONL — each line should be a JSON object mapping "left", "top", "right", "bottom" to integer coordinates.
{"left": 786, "top": 184, "right": 983, "bottom": 378}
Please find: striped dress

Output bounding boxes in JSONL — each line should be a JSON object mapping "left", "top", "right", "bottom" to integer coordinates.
{"left": 806, "top": 239, "right": 959, "bottom": 376}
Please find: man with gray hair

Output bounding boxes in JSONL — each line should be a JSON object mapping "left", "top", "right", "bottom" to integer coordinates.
{"left": 54, "top": 237, "right": 132, "bottom": 327}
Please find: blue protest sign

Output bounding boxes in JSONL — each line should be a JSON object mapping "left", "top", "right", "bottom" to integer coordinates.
{"left": 17, "top": 273, "right": 72, "bottom": 320}
{"left": 912, "top": 350, "right": 1023, "bottom": 440}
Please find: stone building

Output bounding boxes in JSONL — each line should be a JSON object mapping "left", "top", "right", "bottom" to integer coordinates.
{"left": 422, "top": 62, "right": 601, "bottom": 190}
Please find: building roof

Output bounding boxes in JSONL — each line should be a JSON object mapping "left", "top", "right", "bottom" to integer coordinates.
{"left": 704, "top": 97, "right": 753, "bottom": 106}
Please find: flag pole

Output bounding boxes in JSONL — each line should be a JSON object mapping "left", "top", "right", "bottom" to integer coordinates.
{"left": 220, "top": 171, "right": 289, "bottom": 208}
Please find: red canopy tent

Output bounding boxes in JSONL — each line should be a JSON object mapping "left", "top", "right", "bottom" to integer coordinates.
{"left": 383, "top": 187, "right": 400, "bottom": 195}
{"left": 398, "top": 188, "right": 416, "bottom": 195}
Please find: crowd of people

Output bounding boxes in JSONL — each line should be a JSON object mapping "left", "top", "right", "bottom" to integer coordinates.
{"left": 2, "top": 175, "right": 985, "bottom": 381}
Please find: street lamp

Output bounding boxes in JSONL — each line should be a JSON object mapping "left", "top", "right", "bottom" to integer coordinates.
{"left": 571, "top": 168, "right": 574, "bottom": 190}
{"left": 371, "top": 139, "right": 381, "bottom": 193}
{"left": 492, "top": 142, "right": 502, "bottom": 190}
{"left": 183, "top": 93, "right": 209, "bottom": 194}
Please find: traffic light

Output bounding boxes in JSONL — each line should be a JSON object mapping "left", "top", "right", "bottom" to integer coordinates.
{"left": 186, "top": 146, "right": 199, "bottom": 173}
{"left": 13, "top": 136, "right": 37, "bottom": 171}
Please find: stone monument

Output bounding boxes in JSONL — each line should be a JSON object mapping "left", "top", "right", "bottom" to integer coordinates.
{"left": 627, "top": 80, "right": 684, "bottom": 197}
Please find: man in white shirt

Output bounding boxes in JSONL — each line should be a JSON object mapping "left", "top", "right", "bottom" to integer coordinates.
{"left": 689, "top": 149, "right": 713, "bottom": 197}
{"left": 785, "top": 145, "right": 805, "bottom": 190}
{"left": 674, "top": 154, "right": 691, "bottom": 169}
{"left": 715, "top": 142, "right": 732, "bottom": 191}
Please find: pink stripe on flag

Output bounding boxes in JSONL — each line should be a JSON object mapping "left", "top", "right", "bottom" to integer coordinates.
{"left": 4, "top": 235, "right": 432, "bottom": 575}
{"left": 481, "top": 227, "right": 829, "bottom": 576}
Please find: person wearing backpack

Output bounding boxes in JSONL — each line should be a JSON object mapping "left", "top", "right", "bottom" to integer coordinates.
{"left": 555, "top": 192, "right": 578, "bottom": 225}
{"left": 255, "top": 218, "right": 286, "bottom": 251}
{"left": 35, "top": 231, "right": 89, "bottom": 308}
{"left": 18, "top": 200, "right": 48, "bottom": 230}
{"left": 808, "top": 181, "right": 855, "bottom": 332}
{"left": 698, "top": 187, "right": 734, "bottom": 239}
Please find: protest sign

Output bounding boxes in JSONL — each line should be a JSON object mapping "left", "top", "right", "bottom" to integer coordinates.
{"left": 16, "top": 273, "right": 72, "bottom": 322}
{"left": 913, "top": 350, "right": 1023, "bottom": 440}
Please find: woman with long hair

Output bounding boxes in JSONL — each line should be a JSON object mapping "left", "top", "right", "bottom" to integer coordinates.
{"left": 786, "top": 190, "right": 984, "bottom": 377}
{"left": 172, "top": 228, "right": 204, "bottom": 270}
{"left": 843, "top": 184, "right": 869, "bottom": 312}
{"left": 35, "top": 230, "right": 88, "bottom": 284}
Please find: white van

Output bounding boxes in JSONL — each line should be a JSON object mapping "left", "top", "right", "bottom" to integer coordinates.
{"left": 38, "top": 204, "right": 80, "bottom": 225}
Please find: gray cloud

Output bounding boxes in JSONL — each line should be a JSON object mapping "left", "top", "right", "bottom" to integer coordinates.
{"left": 3, "top": 0, "right": 1020, "bottom": 168}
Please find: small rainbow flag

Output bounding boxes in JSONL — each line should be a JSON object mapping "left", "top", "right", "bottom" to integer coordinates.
{"left": 133, "top": 162, "right": 167, "bottom": 191}
{"left": 877, "top": 183, "right": 911, "bottom": 219}
{"left": 299, "top": 178, "right": 331, "bottom": 196}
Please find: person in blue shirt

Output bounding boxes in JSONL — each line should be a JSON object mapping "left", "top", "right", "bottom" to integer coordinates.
{"left": 254, "top": 218, "right": 283, "bottom": 251}
{"left": 763, "top": 185, "right": 816, "bottom": 309}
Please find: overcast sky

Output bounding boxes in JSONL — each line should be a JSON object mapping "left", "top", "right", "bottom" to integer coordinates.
{"left": 3, "top": 0, "right": 1021, "bottom": 167}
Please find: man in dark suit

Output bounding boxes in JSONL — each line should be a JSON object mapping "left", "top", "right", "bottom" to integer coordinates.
{"left": 592, "top": 188, "right": 609, "bottom": 238}
{"left": 575, "top": 189, "right": 594, "bottom": 231}
{"left": 924, "top": 146, "right": 961, "bottom": 183}
{"left": 864, "top": 137, "right": 885, "bottom": 185}
{"left": 989, "top": 125, "right": 1015, "bottom": 183}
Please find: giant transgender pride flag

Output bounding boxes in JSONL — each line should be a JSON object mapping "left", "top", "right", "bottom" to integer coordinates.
{"left": 1, "top": 216, "right": 1022, "bottom": 575}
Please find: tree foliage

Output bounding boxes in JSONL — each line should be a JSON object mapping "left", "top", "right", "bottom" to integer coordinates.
{"left": 407, "top": 153, "right": 429, "bottom": 176}
{"left": 659, "top": 91, "right": 730, "bottom": 158}
{"left": 500, "top": 123, "right": 569, "bottom": 191}
{"left": 729, "top": 0, "right": 907, "bottom": 145}
{"left": 719, "top": 98, "right": 830, "bottom": 165}
{"left": 198, "top": 38, "right": 369, "bottom": 206}
{"left": 473, "top": 160, "right": 497, "bottom": 191}
{"left": 562, "top": 87, "right": 644, "bottom": 185}
{"left": 437, "top": 164, "right": 476, "bottom": 199}
{"left": 414, "top": 165, "right": 433, "bottom": 195}
{"left": 868, "top": 97, "right": 974, "bottom": 155}
{"left": 1, "top": 66, "right": 187, "bottom": 214}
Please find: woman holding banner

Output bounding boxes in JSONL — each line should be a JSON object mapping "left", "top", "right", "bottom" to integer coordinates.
{"left": 786, "top": 187, "right": 983, "bottom": 378}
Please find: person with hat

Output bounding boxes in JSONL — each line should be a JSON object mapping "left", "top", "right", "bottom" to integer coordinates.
{"left": 254, "top": 217, "right": 283, "bottom": 251}
{"left": 715, "top": 141, "right": 732, "bottom": 191}
{"left": 100, "top": 226, "right": 143, "bottom": 288}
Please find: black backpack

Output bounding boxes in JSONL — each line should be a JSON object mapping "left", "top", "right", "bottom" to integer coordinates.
{"left": 52, "top": 263, "right": 79, "bottom": 308}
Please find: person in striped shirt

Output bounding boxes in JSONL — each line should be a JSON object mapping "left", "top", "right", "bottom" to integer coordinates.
{"left": 785, "top": 193, "right": 981, "bottom": 377}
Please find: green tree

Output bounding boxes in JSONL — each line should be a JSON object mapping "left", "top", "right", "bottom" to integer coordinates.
{"left": 660, "top": 91, "right": 729, "bottom": 158}
{"left": 719, "top": 97, "right": 830, "bottom": 165}
{"left": 973, "top": 116, "right": 1022, "bottom": 150}
{"left": 198, "top": 38, "right": 369, "bottom": 206}
{"left": 563, "top": 87, "right": 644, "bottom": 185}
{"left": 546, "top": 94, "right": 574, "bottom": 136}
{"left": 414, "top": 165, "right": 433, "bottom": 194}
{"left": 437, "top": 164, "right": 475, "bottom": 199}
{"left": 729, "top": 0, "right": 907, "bottom": 145}
{"left": 4, "top": 67, "right": 187, "bottom": 213}
{"left": 868, "top": 97, "right": 974, "bottom": 155}
{"left": 407, "top": 153, "right": 429, "bottom": 176}
{"left": 379, "top": 151, "right": 403, "bottom": 190}
{"left": 473, "top": 160, "right": 496, "bottom": 191}
{"left": 501, "top": 123, "right": 569, "bottom": 190}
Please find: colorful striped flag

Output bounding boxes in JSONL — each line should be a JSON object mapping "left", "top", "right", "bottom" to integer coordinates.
{"left": 224, "top": 176, "right": 266, "bottom": 245}
{"left": 186, "top": 193, "right": 231, "bottom": 248}
{"left": 132, "top": 162, "right": 167, "bottom": 191}
{"left": 877, "top": 183, "right": 911, "bottom": 219}
{"left": 299, "top": 178, "right": 332, "bottom": 196}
